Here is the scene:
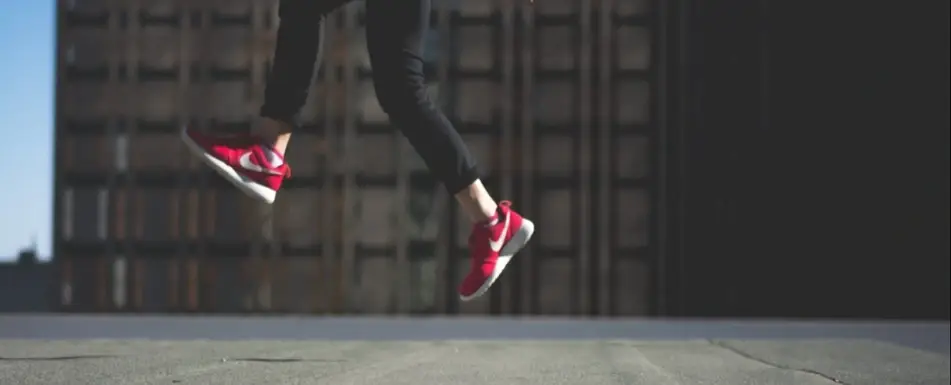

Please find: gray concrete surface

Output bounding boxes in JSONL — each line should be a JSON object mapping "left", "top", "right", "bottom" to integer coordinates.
{"left": 1, "top": 315, "right": 948, "bottom": 385}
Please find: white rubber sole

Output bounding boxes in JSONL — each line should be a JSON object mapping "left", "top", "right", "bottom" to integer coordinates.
{"left": 180, "top": 128, "right": 278, "bottom": 204}
{"left": 459, "top": 218, "right": 535, "bottom": 302}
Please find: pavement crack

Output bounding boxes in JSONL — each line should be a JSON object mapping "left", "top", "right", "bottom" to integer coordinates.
{"left": 0, "top": 355, "right": 116, "bottom": 361}
{"left": 707, "top": 340, "right": 851, "bottom": 385}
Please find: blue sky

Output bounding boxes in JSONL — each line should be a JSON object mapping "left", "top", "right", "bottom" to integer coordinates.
{"left": 0, "top": 2, "right": 55, "bottom": 261}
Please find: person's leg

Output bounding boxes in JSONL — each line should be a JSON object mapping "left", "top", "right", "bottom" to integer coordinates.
{"left": 365, "top": 0, "right": 535, "bottom": 300}
{"left": 182, "top": 0, "right": 340, "bottom": 204}
{"left": 256, "top": 0, "right": 335, "bottom": 156}
{"left": 364, "top": 0, "right": 497, "bottom": 223}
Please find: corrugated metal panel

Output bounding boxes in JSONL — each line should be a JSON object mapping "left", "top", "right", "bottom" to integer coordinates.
{"left": 56, "top": 256, "right": 110, "bottom": 311}
{"left": 56, "top": 0, "right": 659, "bottom": 316}
{"left": 60, "top": 134, "right": 114, "bottom": 173}
{"left": 135, "top": 257, "right": 174, "bottom": 312}
{"left": 126, "top": 132, "right": 188, "bottom": 170}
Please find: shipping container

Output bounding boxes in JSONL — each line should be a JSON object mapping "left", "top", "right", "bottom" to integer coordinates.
{"left": 55, "top": 0, "right": 658, "bottom": 316}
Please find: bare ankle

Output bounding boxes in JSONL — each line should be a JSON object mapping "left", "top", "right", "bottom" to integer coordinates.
{"left": 253, "top": 118, "right": 294, "bottom": 154}
{"left": 454, "top": 180, "right": 498, "bottom": 223}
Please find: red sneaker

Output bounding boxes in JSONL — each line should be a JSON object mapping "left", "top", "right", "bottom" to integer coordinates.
{"left": 181, "top": 127, "right": 290, "bottom": 204}
{"left": 459, "top": 201, "right": 535, "bottom": 301}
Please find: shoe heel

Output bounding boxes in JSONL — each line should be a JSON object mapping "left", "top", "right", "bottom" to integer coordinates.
{"left": 501, "top": 219, "right": 534, "bottom": 257}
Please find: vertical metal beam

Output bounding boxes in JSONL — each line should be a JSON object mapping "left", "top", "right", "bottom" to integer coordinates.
{"left": 674, "top": 0, "right": 690, "bottom": 319}
{"left": 59, "top": 260, "right": 72, "bottom": 308}
{"left": 489, "top": 1, "right": 515, "bottom": 313}
{"left": 250, "top": 1, "right": 267, "bottom": 111}
{"left": 340, "top": 4, "right": 359, "bottom": 313}
{"left": 498, "top": 0, "right": 517, "bottom": 314}
{"left": 519, "top": 0, "right": 536, "bottom": 315}
{"left": 578, "top": 0, "right": 594, "bottom": 316}
{"left": 133, "top": 259, "right": 144, "bottom": 309}
{"left": 434, "top": 0, "right": 452, "bottom": 315}
{"left": 395, "top": 112, "right": 410, "bottom": 314}
{"left": 186, "top": 258, "right": 199, "bottom": 310}
{"left": 598, "top": 0, "right": 615, "bottom": 317}
{"left": 320, "top": 9, "right": 339, "bottom": 314}
{"left": 255, "top": 0, "right": 280, "bottom": 313}
{"left": 653, "top": 0, "right": 670, "bottom": 316}
{"left": 394, "top": 160, "right": 410, "bottom": 313}
{"left": 126, "top": 0, "right": 142, "bottom": 313}
{"left": 52, "top": 0, "right": 65, "bottom": 312}
{"left": 759, "top": 0, "right": 770, "bottom": 162}
{"left": 169, "top": 254, "right": 179, "bottom": 309}
{"left": 179, "top": 1, "right": 194, "bottom": 128}
{"left": 233, "top": 0, "right": 264, "bottom": 311}
{"left": 194, "top": 1, "right": 213, "bottom": 311}
{"left": 96, "top": 257, "right": 107, "bottom": 310}
{"left": 654, "top": 0, "right": 690, "bottom": 317}
{"left": 177, "top": 0, "right": 195, "bottom": 313}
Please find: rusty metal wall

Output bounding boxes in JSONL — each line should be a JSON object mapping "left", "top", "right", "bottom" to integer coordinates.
{"left": 54, "top": 0, "right": 657, "bottom": 316}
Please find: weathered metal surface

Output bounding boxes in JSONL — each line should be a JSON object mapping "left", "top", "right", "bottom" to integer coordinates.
{"left": 55, "top": 0, "right": 656, "bottom": 316}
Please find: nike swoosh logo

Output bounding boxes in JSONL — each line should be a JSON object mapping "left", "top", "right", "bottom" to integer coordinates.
{"left": 239, "top": 152, "right": 283, "bottom": 175}
{"left": 488, "top": 211, "right": 511, "bottom": 252}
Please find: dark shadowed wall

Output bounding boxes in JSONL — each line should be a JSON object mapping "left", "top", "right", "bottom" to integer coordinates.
{"left": 661, "top": 0, "right": 949, "bottom": 319}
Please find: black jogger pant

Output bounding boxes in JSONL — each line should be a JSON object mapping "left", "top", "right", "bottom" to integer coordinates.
{"left": 259, "top": 0, "right": 480, "bottom": 195}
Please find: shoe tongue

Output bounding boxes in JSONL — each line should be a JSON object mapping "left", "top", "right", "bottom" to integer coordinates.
{"left": 257, "top": 145, "right": 284, "bottom": 168}
{"left": 480, "top": 212, "right": 500, "bottom": 228}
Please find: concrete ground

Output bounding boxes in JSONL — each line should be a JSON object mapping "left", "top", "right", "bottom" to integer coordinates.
{"left": 1, "top": 315, "right": 948, "bottom": 385}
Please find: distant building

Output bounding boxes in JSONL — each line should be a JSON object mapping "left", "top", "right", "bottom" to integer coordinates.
{"left": 0, "top": 248, "right": 53, "bottom": 312}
